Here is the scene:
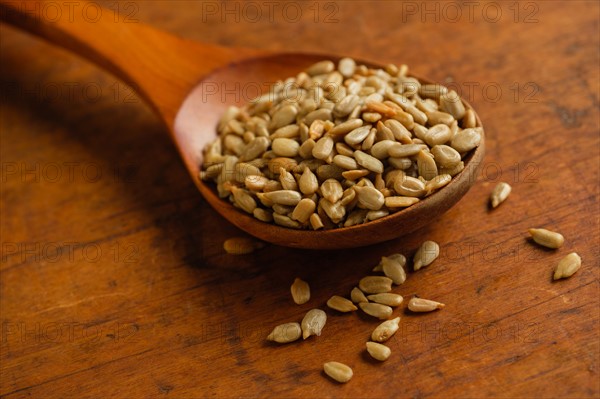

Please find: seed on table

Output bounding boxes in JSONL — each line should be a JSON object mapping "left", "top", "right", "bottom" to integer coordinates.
{"left": 359, "top": 302, "right": 393, "bottom": 319}
{"left": 490, "top": 182, "right": 512, "bottom": 208}
{"left": 381, "top": 254, "right": 407, "bottom": 284}
{"left": 359, "top": 276, "right": 393, "bottom": 294}
{"left": 413, "top": 240, "right": 440, "bottom": 270}
{"left": 367, "top": 293, "right": 404, "bottom": 307}
{"left": 223, "top": 237, "right": 265, "bottom": 255}
{"left": 327, "top": 295, "right": 358, "bottom": 312}
{"left": 266, "top": 322, "right": 302, "bottom": 343}
{"left": 408, "top": 297, "right": 445, "bottom": 312}
{"left": 290, "top": 278, "right": 310, "bottom": 305}
{"left": 366, "top": 342, "right": 392, "bottom": 361}
{"left": 350, "top": 287, "right": 369, "bottom": 303}
{"left": 371, "top": 317, "right": 401, "bottom": 342}
{"left": 528, "top": 228, "right": 564, "bottom": 249}
{"left": 323, "top": 362, "right": 353, "bottom": 383}
{"left": 553, "top": 252, "right": 582, "bottom": 280}
{"left": 301, "top": 309, "right": 327, "bottom": 339}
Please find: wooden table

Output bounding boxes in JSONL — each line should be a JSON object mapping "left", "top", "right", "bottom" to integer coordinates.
{"left": 1, "top": 1, "right": 598, "bottom": 397}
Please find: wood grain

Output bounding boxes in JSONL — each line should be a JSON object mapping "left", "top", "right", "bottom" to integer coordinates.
{"left": 1, "top": 1, "right": 598, "bottom": 397}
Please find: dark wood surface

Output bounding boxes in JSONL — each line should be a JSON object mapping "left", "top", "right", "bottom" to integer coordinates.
{"left": 1, "top": 1, "right": 598, "bottom": 397}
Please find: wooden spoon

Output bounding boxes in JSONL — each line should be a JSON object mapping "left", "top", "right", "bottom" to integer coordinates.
{"left": 0, "top": 0, "right": 485, "bottom": 249}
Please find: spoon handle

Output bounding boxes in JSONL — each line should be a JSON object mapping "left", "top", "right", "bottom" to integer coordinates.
{"left": 0, "top": 0, "right": 265, "bottom": 126}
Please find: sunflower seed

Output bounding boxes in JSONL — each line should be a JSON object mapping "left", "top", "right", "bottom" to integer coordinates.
{"left": 385, "top": 196, "right": 420, "bottom": 208}
{"left": 307, "top": 60, "right": 335, "bottom": 76}
{"left": 380, "top": 254, "right": 407, "bottom": 284}
{"left": 299, "top": 167, "right": 319, "bottom": 195}
{"left": 327, "top": 295, "right": 358, "bottom": 312}
{"left": 231, "top": 187, "right": 257, "bottom": 214}
{"left": 353, "top": 185, "right": 385, "bottom": 210}
{"left": 431, "top": 145, "right": 461, "bottom": 168}
{"left": 301, "top": 309, "right": 327, "bottom": 339}
{"left": 309, "top": 213, "right": 324, "bottom": 230}
{"left": 388, "top": 143, "right": 425, "bottom": 158}
{"left": 358, "top": 276, "right": 393, "bottom": 293}
{"left": 323, "top": 362, "right": 353, "bottom": 383}
{"left": 439, "top": 90, "right": 466, "bottom": 120}
{"left": 553, "top": 252, "right": 582, "bottom": 280}
{"left": 413, "top": 240, "right": 440, "bottom": 270}
{"left": 329, "top": 118, "right": 364, "bottom": 136}
{"left": 279, "top": 168, "right": 298, "bottom": 191}
{"left": 354, "top": 151, "right": 384, "bottom": 174}
{"left": 371, "top": 317, "right": 401, "bottom": 342}
{"left": 416, "top": 150, "right": 438, "bottom": 180}
{"left": 270, "top": 105, "right": 298, "bottom": 130}
{"left": 359, "top": 302, "right": 393, "bottom": 319}
{"left": 291, "top": 198, "right": 316, "bottom": 223}
{"left": 350, "top": 287, "right": 369, "bottom": 303}
{"left": 367, "top": 293, "right": 404, "bottom": 307}
{"left": 366, "top": 342, "right": 391, "bottom": 361}
{"left": 344, "top": 125, "right": 372, "bottom": 146}
{"left": 264, "top": 190, "right": 302, "bottom": 206}
{"left": 290, "top": 277, "right": 311, "bottom": 304}
{"left": 253, "top": 208, "right": 273, "bottom": 222}
{"left": 451, "top": 128, "right": 481, "bottom": 153}
{"left": 272, "top": 138, "right": 300, "bottom": 157}
{"left": 529, "top": 228, "right": 564, "bottom": 249}
{"left": 408, "top": 297, "right": 445, "bottom": 312}
{"left": 321, "top": 179, "right": 344, "bottom": 203}
{"left": 462, "top": 108, "right": 477, "bottom": 128}
{"left": 333, "top": 154, "right": 359, "bottom": 170}
{"left": 273, "top": 213, "right": 302, "bottom": 228}
{"left": 425, "top": 174, "right": 452, "bottom": 194}
{"left": 312, "top": 135, "right": 334, "bottom": 160}
{"left": 394, "top": 175, "right": 426, "bottom": 197}
{"left": 223, "top": 237, "right": 264, "bottom": 255}
{"left": 267, "top": 322, "right": 302, "bottom": 343}
{"left": 338, "top": 57, "right": 356, "bottom": 78}
{"left": 490, "top": 182, "right": 512, "bottom": 208}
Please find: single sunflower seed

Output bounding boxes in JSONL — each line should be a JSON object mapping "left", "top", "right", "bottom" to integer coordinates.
{"left": 371, "top": 317, "right": 401, "bottom": 342}
{"left": 553, "top": 252, "right": 582, "bottom": 280}
{"left": 366, "top": 342, "right": 392, "bottom": 361}
{"left": 367, "top": 293, "right": 404, "bottom": 307}
{"left": 350, "top": 287, "right": 369, "bottom": 303}
{"left": 529, "top": 228, "right": 565, "bottom": 249}
{"left": 323, "top": 361, "right": 353, "bottom": 383}
{"left": 266, "top": 322, "right": 302, "bottom": 343}
{"left": 223, "top": 237, "right": 264, "bottom": 255}
{"left": 327, "top": 295, "right": 358, "bottom": 312}
{"left": 490, "top": 182, "right": 512, "bottom": 208}
{"left": 301, "top": 309, "right": 327, "bottom": 339}
{"left": 413, "top": 240, "right": 440, "bottom": 270}
{"left": 408, "top": 297, "right": 445, "bottom": 312}
{"left": 380, "top": 254, "right": 407, "bottom": 284}
{"left": 358, "top": 276, "right": 393, "bottom": 294}
{"left": 359, "top": 302, "right": 393, "bottom": 319}
{"left": 290, "top": 278, "right": 310, "bottom": 305}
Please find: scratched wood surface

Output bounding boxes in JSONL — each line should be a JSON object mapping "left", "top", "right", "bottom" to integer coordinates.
{"left": 1, "top": 1, "right": 598, "bottom": 398}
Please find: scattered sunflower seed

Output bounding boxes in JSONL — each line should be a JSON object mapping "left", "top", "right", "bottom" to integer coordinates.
{"left": 301, "top": 309, "right": 327, "bottom": 339}
{"left": 408, "top": 297, "right": 445, "bottom": 312}
{"left": 413, "top": 240, "right": 440, "bottom": 270}
{"left": 381, "top": 254, "right": 407, "bottom": 284}
{"left": 490, "top": 182, "right": 512, "bottom": 208}
{"left": 323, "top": 361, "right": 353, "bottom": 383}
{"left": 358, "top": 276, "right": 394, "bottom": 294}
{"left": 366, "top": 342, "right": 392, "bottom": 361}
{"left": 371, "top": 317, "right": 401, "bottom": 342}
{"left": 367, "top": 293, "right": 404, "bottom": 307}
{"left": 290, "top": 278, "right": 310, "bottom": 305}
{"left": 350, "top": 287, "right": 369, "bottom": 304}
{"left": 327, "top": 295, "right": 358, "bottom": 312}
{"left": 359, "top": 302, "right": 393, "bottom": 319}
{"left": 528, "top": 228, "right": 565, "bottom": 249}
{"left": 223, "top": 237, "right": 265, "bottom": 255}
{"left": 266, "top": 322, "right": 302, "bottom": 343}
{"left": 553, "top": 252, "right": 582, "bottom": 280}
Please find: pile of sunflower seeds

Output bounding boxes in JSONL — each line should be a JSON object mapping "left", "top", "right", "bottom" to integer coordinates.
{"left": 200, "top": 59, "right": 483, "bottom": 229}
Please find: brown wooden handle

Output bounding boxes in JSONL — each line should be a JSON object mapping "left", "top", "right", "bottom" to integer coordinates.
{"left": 0, "top": 0, "right": 265, "bottom": 126}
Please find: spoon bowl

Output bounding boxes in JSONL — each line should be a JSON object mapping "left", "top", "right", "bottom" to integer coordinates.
{"left": 1, "top": 1, "right": 484, "bottom": 249}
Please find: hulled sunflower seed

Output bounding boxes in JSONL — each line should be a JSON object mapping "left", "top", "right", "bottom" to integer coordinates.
{"left": 290, "top": 277, "right": 310, "bottom": 304}
{"left": 264, "top": 190, "right": 302, "bottom": 206}
{"left": 291, "top": 198, "right": 316, "bottom": 223}
{"left": 422, "top": 124, "right": 452, "bottom": 146}
{"left": 350, "top": 287, "right": 369, "bottom": 303}
{"left": 338, "top": 57, "right": 356, "bottom": 78}
{"left": 371, "top": 317, "right": 401, "bottom": 342}
{"left": 394, "top": 175, "right": 426, "bottom": 198}
{"left": 381, "top": 254, "right": 407, "bottom": 284}
{"left": 354, "top": 150, "right": 384, "bottom": 174}
{"left": 553, "top": 252, "right": 582, "bottom": 280}
{"left": 367, "top": 293, "right": 404, "bottom": 307}
{"left": 408, "top": 297, "right": 445, "bottom": 312}
{"left": 366, "top": 342, "right": 392, "bottom": 361}
{"left": 451, "top": 128, "right": 481, "bottom": 153}
{"left": 490, "top": 182, "right": 512, "bottom": 208}
{"left": 353, "top": 185, "right": 385, "bottom": 210}
{"left": 529, "top": 228, "right": 565, "bottom": 249}
{"left": 223, "top": 237, "right": 264, "bottom": 255}
{"left": 385, "top": 196, "right": 420, "bottom": 208}
{"left": 327, "top": 295, "right": 358, "bottom": 312}
{"left": 323, "top": 362, "right": 353, "bottom": 383}
{"left": 301, "top": 309, "right": 327, "bottom": 339}
{"left": 266, "top": 322, "right": 302, "bottom": 343}
{"left": 416, "top": 150, "right": 438, "bottom": 180}
{"left": 329, "top": 118, "right": 364, "bottom": 136}
{"left": 359, "top": 302, "right": 393, "bottom": 319}
{"left": 413, "top": 240, "right": 440, "bottom": 270}
{"left": 307, "top": 60, "right": 335, "bottom": 76}
{"left": 299, "top": 167, "right": 319, "bottom": 195}
{"left": 272, "top": 138, "right": 300, "bottom": 157}
{"left": 321, "top": 179, "right": 344, "bottom": 203}
{"left": 231, "top": 187, "right": 257, "bottom": 214}
{"left": 439, "top": 90, "right": 466, "bottom": 120}
{"left": 358, "top": 276, "right": 393, "bottom": 294}
{"left": 431, "top": 145, "right": 461, "bottom": 168}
